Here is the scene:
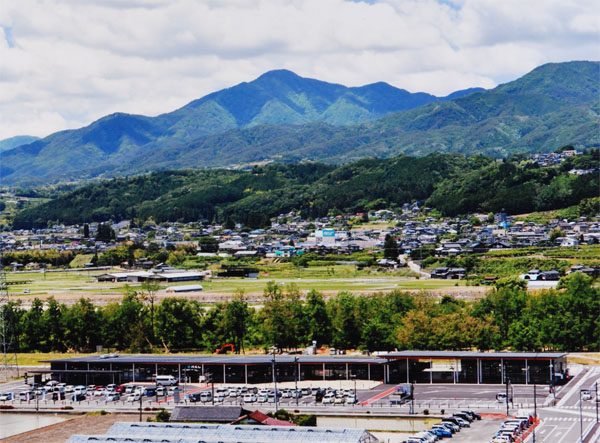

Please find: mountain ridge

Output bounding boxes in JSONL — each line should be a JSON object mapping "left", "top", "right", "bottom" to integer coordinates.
{"left": 2, "top": 61, "right": 598, "bottom": 186}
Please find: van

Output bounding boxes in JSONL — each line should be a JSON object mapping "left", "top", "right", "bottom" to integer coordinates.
{"left": 155, "top": 375, "right": 178, "bottom": 386}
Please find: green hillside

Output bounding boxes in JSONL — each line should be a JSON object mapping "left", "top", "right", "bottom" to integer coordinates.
{"left": 1, "top": 70, "right": 471, "bottom": 185}
{"left": 0, "top": 135, "right": 40, "bottom": 152}
{"left": 2, "top": 61, "right": 598, "bottom": 186}
{"left": 12, "top": 150, "right": 599, "bottom": 229}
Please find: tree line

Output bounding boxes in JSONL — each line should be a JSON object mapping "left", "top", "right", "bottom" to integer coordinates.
{"left": 1, "top": 273, "right": 598, "bottom": 354}
{"left": 13, "top": 151, "right": 598, "bottom": 230}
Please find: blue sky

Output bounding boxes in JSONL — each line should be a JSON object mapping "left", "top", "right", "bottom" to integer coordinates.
{"left": 0, "top": 0, "right": 598, "bottom": 140}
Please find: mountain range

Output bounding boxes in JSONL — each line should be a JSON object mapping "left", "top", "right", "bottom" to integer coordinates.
{"left": 1, "top": 61, "right": 598, "bottom": 186}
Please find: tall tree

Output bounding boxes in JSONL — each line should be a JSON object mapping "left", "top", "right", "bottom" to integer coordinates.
{"left": 383, "top": 234, "right": 399, "bottom": 260}
{"left": 223, "top": 293, "right": 250, "bottom": 353}
{"left": 304, "top": 290, "right": 331, "bottom": 346}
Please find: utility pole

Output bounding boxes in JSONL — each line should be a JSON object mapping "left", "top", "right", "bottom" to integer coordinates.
{"left": 533, "top": 383, "right": 537, "bottom": 443}
{"left": 579, "top": 389, "right": 583, "bottom": 443}
{"left": 294, "top": 356, "right": 299, "bottom": 407}
{"left": 594, "top": 382, "right": 600, "bottom": 423}
{"left": 272, "top": 353, "right": 278, "bottom": 413}
{"left": 0, "top": 269, "right": 19, "bottom": 382}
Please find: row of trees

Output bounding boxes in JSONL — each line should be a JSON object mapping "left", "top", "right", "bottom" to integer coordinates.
{"left": 2, "top": 273, "right": 598, "bottom": 354}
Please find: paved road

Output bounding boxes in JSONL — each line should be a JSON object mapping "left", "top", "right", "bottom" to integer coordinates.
{"left": 525, "top": 366, "right": 600, "bottom": 443}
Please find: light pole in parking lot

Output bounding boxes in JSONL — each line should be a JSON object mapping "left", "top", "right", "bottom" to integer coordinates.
{"left": 351, "top": 375, "right": 357, "bottom": 407}
{"left": 270, "top": 353, "right": 278, "bottom": 413}
{"left": 294, "top": 356, "right": 299, "bottom": 407}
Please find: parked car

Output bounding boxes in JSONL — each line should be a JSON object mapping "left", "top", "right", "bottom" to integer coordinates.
{"left": 106, "top": 392, "right": 120, "bottom": 401}
{"left": 19, "top": 391, "right": 36, "bottom": 400}
{"left": 257, "top": 394, "right": 268, "bottom": 403}
{"left": 322, "top": 393, "right": 335, "bottom": 404}
{"left": 200, "top": 391, "right": 213, "bottom": 402}
{"left": 243, "top": 393, "right": 257, "bottom": 403}
{"left": 0, "top": 392, "right": 13, "bottom": 401}
{"left": 127, "top": 393, "right": 141, "bottom": 402}
{"left": 52, "top": 392, "right": 66, "bottom": 400}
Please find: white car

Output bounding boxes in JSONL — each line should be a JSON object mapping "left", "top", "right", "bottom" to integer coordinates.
{"left": 334, "top": 396, "right": 345, "bottom": 404}
{"left": 106, "top": 392, "right": 120, "bottom": 401}
{"left": 215, "top": 393, "right": 225, "bottom": 403}
{"left": 243, "top": 394, "right": 257, "bottom": 403}
{"left": 257, "top": 394, "right": 269, "bottom": 403}
{"left": 582, "top": 390, "right": 592, "bottom": 401}
{"left": 519, "top": 270, "right": 541, "bottom": 280}
{"left": 127, "top": 393, "right": 141, "bottom": 402}
{"left": 94, "top": 389, "right": 106, "bottom": 397}
{"left": 322, "top": 393, "right": 335, "bottom": 404}
{"left": 0, "top": 393, "right": 12, "bottom": 401}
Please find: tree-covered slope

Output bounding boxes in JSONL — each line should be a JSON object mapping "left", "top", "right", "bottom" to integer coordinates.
{"left": 2, "top": 61, "right": 598, "bottom": 186}
{"left": 0, "top": 135, "right": 40, "bottom": 153}
{"left": 1, "top": 70, "right": 475, "bottom": 185}
{"left": 12, "top": 150, "right": 599, "bottom": 229}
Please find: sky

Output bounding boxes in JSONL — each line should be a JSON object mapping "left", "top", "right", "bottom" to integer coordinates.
{"left": 0, "top": 0, "right": 598, "bottom": 140}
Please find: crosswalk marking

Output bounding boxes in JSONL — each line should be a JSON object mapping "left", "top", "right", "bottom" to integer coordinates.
{"left": 543, "top": 417, "right": 594, "bottom": 422}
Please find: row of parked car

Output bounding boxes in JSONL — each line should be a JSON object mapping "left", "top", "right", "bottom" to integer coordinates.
{"left": 402, "top": 410, "right": 482, "bottom": 442}
{"left": 0, "top": 380, "right": 184, "bottom": 404}
{"left": 489, "top": 411, "right": 535, "bottom": 443}
{"left": 187, "top": 385, "right": 357, "bottom": 405}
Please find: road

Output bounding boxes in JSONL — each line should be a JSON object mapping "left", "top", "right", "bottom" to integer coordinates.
{"left": 525, "top": 366, "right": 600, "bottom": 443}
{"left": 405, "top": 256, "right": 431, "bottom": 278}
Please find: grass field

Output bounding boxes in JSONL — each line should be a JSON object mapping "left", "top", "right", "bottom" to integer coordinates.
{"left": 5, "top": 268, "right": 471, "bottom": 304}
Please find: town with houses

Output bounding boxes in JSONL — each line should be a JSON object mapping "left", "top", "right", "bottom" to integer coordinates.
{"left": 2, "top": 202, "right": 599, "bottom": 279}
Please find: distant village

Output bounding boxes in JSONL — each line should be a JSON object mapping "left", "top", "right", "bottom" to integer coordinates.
{"left": 2, "top": 198, "right": 599, "bottom": 273}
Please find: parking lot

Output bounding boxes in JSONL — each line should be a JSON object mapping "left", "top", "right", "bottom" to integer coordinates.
{"left": 0, "top": 376, "right": 555, "bottom": 415}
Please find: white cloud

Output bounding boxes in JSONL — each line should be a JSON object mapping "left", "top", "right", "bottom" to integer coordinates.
{"left": 0, "top": 0, "right": 598, "bottom": 139}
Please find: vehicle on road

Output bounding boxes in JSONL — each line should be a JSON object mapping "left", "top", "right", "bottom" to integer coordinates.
{"left": 155, "top": 375, "right": 178, "bottom": 386}
{"left": 0, "top": 392, "right": 13, "bottom": 401}
{"left": 519, "top": 269, "right": 541, "bottom": 280}
{"left": 496, "top": 392, "right": 512, "bottom": 403}
{"left": 582, "top": 389, "right": 592, "bottom": 401}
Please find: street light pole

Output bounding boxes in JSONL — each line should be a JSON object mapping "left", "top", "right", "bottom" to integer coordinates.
{"left": 595, "top": 382, "right": 600, "bottom": 423}
{"left": 533, "top": 383, "right": 537, "bottom": 443}
{"left": 294, "top": 356, "right": 299, "bottom": 407}
{"left": 352, "top": 375, "right": 357, "bottom": 407}
{"left": 579, "top": 390, "right": 583, "bottom": 443}
{"left": 272, "top": 356, "right": 278, "bottom": 413}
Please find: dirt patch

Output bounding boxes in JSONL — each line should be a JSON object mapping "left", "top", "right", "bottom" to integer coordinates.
{"left": 2, "top": 412, "right": 146, "bottom": 443}
{"left": 13, "top": 285, "right": 489, "bottom": 306}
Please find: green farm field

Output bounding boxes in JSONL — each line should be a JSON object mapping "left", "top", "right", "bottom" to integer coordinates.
{"left": 5, "top": 266, "right": 476, "bottom": 306}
